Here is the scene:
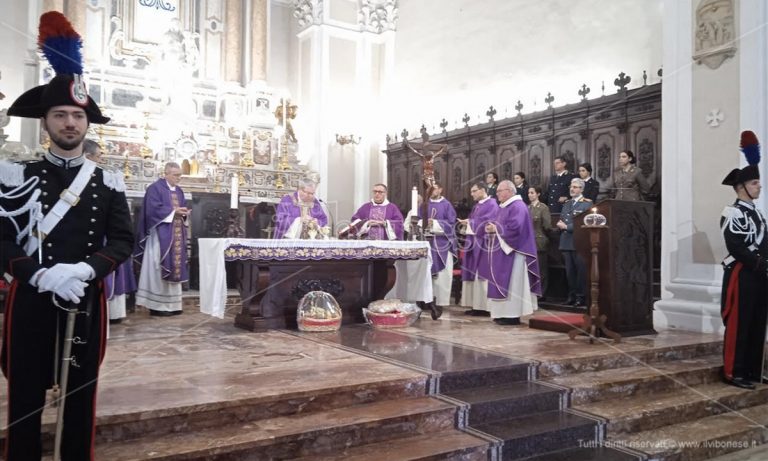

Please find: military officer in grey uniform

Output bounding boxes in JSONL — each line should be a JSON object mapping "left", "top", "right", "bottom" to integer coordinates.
{"left": 556, "top": 178, "right": 592, "bottom": 306}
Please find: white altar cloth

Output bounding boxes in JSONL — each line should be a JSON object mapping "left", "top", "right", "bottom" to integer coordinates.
{"left": 198, "top": 239, "right": 433, "bottom": 318}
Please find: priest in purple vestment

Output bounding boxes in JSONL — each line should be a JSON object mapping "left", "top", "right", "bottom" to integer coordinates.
{"left": 477, "top": 180, "right": 540, "bottom": 325}
{"left": 134, "top": 162, "right": 189, "bottom": 315}
{"left": 348, "top": 183, "right": 404, "bottom": 240}
{"left": 418, "top": 182, "right": 457, "bottom": 307}
{"left": 274, "top": 178, "right": 329, "bottom": 239}
{"left": 458, "top": 183, "right": 499, "bottom": 315}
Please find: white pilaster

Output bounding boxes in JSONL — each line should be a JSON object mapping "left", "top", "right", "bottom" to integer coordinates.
{"left": 655, "top": 0, "right": 724, "bottom": 333}
{"left": 739, "top": 0, "right": 768, "bottom": 212}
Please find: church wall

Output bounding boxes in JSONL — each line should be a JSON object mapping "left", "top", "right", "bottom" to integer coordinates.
{"left": 656, "top": 0, "right": 768, "bottom": 334}
{"left": 691, "top": 53, "right": 739, "bottom": 265}
{"left": 388, "top": 0, "right": 663, "bottom": 135}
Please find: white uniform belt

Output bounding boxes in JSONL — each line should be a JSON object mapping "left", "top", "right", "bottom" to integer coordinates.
{"left": 23, "top": 159, "right": 97, "bottom": 256}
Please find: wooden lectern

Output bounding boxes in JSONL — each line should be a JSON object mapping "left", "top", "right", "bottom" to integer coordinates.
{"left": 572, "top": 199, "right": 656, "bottom": 337}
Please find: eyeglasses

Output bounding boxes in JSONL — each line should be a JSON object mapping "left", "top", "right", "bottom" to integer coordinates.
{"left": 496, "top": 188, "right": 512, "bottom": 192}
{"left": 372, "top": 190, "right": 386, "bottom": 194}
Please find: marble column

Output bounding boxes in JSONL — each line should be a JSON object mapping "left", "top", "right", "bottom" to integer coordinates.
{"left": 64, "top": 0, "right": 86, "bottom": 35}
{"left": 250, "top": 0, "right": 268, "bottom": 82}
{"left": 224, "top": 0, "right": 243, "bottom": 83}
{"left": 43, "top": 0, "right": 63, "bottom": 12}
{"left": 655, "top": 0, "right": 768, "bottom": 333}
{"left": 293, "top": 0, "right": 398, "bottom": 214}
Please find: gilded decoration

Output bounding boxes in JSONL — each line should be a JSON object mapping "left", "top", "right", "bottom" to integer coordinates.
{"left": 693, "top": 0, "right": 736, "bottom": 69}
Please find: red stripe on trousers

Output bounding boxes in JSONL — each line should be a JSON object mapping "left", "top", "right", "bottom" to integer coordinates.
{"left": 722, "top": 263, "right": 742, "bottom": 379}
{"left": 3, "top": 280, "right": 18, "bottom": 461}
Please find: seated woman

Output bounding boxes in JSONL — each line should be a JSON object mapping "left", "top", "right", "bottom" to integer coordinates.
{"left": 611, "top": 150, "right": 649, "bottom": 201}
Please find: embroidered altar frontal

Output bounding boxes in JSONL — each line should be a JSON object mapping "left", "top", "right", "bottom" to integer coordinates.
{"left": 223, "top": 239, "right": 429, "bottom": 262}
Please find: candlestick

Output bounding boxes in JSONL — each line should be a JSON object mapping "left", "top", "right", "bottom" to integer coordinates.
{"left": 411, "top": 186, "right": 418, "bottom": 215}
{"left": 230, "top": 175, "right": 238, "bottom": 209}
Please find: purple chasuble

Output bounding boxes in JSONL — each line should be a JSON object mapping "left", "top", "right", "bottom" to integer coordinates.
{"left": 476, "top": 196, "right": 541, "bottom": 298}
{"left": 134, "top": 179, "right": 189, "bottom": 283}
{"left": 273, "top": 192, "right": 328, "bottom": 239}
{"left": 419, "top": 198, "right": 457, "bottom": 275}
{"left": 462, "top": 197, "right": 500, "bottom": 282}
{"left": 104, "top": 258, "right": 137, "bottom": 299}
{"left": 351, "top": 201, "right": 404, "bottom": 240}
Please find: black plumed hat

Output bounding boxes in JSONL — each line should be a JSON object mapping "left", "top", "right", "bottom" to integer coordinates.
{"left": 7, "top": 12, "right": 109, "bottom": 124}
{"left": 722, "top": 131, "right": 760, "bottom": 186}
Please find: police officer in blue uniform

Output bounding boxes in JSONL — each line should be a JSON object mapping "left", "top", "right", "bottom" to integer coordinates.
{"left": 546, "top": 155, "right": 576, "bottom": 213}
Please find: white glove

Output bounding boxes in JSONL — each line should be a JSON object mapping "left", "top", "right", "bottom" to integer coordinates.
{"left": 70, "top": 262, "right": 95, "bottom": 281}
{"left": 53, "top": 278, "right": 88, "bottom": 304}
{"left": 37, "top": 264, "right": 71, "bottom": 293}
{"left": 37, "top": 262, "right": 94, "bottom": 295}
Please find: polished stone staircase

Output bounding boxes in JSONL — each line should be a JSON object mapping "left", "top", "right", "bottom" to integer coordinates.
{"left": 537, "top": 337, "right": 768, "bottom": 460}
{"left": 21, "top": 318, "right": 764, "bottom": 461}
{"left": 51, "top": 373, "right": 490, "bottom": 460}
{"left": 303, "top": 325, "right": 638, "bottom": 461}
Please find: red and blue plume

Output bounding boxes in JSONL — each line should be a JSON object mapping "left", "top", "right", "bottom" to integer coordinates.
{"left": 740, "top": 130, "right": 761, "bottom": 166}
{"left": 37, "top": 11, "right": 83, "bottom": 75}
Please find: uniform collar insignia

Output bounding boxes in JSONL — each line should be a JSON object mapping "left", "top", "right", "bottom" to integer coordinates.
{"left": 45, "top": 150, "right": 85, "bottom": 169}
{"left": 736, "top": 199, "right": 755, "bottom": 210}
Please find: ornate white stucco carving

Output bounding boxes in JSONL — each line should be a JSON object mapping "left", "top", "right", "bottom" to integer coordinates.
{"left": 293, "top": 0, "right": 323, "bottom": 30}
{"left": 693, "top": 0, "right": 736, "bottom": 69}
{"left": 358, "top": 0, "right": 398, "bottom": 33}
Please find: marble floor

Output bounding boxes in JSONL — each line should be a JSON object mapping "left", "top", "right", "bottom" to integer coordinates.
{"left": 0, "top": 305, "right": 721, "bottom": 423}
{"left": 0, "top": 304, "right": 744, "bottom": 460}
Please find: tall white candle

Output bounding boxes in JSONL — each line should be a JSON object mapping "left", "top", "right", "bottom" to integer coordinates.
{"left": 230, "top": 175, "right": 238, "bottom": 209}
{"left": 411, "top": 186, "right": 418, "bottom": 215}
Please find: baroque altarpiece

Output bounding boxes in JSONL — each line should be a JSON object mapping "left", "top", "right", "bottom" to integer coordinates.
{"left": 1, "top": 0, "right": 308, "bottom": 201}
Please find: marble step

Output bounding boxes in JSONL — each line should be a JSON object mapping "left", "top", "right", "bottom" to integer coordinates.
{"left": 94, "top": 397, "right": 459, "bottom": 460}
{"left": 443, "top": 381, "right": 564, "bottom": 424}
{"left": 27, "top": 375, "right": 429, "bottom": 450}
{"left": 608, "top": 402, "right": 768, "bottom": 461}
{"left": 439, "top": 363, "right": 530, "bottom": 393}
{"left": 474, "top": 409, "right": 599, "bottom": 460}
{"left": 576, "top": 382, "right": 768, "bottom": 434}
{"left": 543, "top": 354, "right": 722, "bottom": 405}
{"left": 538, "top": 341, "right": 722, "bottom": 378}
{"left": 521, "top": 445, "right": 643, "bottom": 461}
{"left": 293, "top": 429, "right": 491, "bottom": 460}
